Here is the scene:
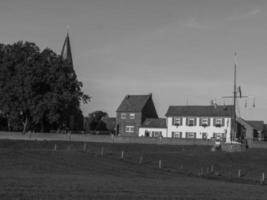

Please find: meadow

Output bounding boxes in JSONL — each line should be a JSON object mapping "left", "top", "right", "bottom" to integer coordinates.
{"left": 0, "top": 140, "right": 267, "bottom": 199}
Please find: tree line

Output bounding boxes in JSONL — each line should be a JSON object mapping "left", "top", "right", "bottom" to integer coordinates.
{"left": 0, "top": 41, "right": 90, "bottom": 133}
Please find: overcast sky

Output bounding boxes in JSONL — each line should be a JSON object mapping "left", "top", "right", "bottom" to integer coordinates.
{"left": 1, "top": 0, "right": 267, "bottom": 122}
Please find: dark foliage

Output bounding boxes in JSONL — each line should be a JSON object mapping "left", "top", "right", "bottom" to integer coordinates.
{"left": 0, "top": 41, "right": 90, "bottom": 132}
{"left": 84, "top": 111, "right": 108, "bottom": 132}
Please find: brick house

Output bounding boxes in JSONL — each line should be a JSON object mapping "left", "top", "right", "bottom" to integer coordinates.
{"left": 116, "top": 94, "right": 158, "bottom": 136}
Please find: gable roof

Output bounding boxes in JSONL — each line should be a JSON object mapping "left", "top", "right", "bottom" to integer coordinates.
{"left": 141, "top": 118, "right": 166, "bottom": 128}
{"left": 165, "top": 105, "right": 234, "bottom": 117}
{"left": 246, "top": 120, "right": 264, "bottom": 132}
{"left": 116, "top": 94, "right": 152, "bottom": 112}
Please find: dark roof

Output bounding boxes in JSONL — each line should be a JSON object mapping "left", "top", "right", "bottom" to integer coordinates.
{"left": 61, "top": 33, "right": 73, "bottom": 67}
{"left": 116, "top": 94, "right": 152, "bottom": 112}
{"left": 263, "top": 124, "right": 267, "bottom": 137}
{"left": 165, "top": 105, "right": 234, "bottom": 117}
{"left": 246, "top": 120, "right": 264, "bottom": 132}
{"left": 141, "top": 118, "right": 167, "bottom": 128}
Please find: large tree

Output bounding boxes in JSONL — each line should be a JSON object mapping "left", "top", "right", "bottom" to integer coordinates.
{"left": 84, "top": 111, "right": 108, "bottom": 132}
{"left": 0, "top": 41, "right": 89, "bottom": 133}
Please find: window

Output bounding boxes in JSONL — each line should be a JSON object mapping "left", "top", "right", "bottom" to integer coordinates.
{"left": 121, "top": 113, "right": 126, "bottom": 119}
{"left": 187, "top": 118, "right": 196, "bottom": 126}
{"left": 129, "top": 113, "right": 135, "bottom": 119}
{"left": 125, "top": 126, "right": 134, "bottom": 133}
{"left": 214, "top": 118, "right": 223, "bottom": 127}
{"left": 152, "top": 131, "right": 162, "bottom": 137}
{"left": 201, "top": 118, "right": 209, "bottom": 127}
{"left": 201, "top": 132, "right": 207, "bottom": 139}
{"left": 186, "top": 132, "right": 196, "bottom": 139}
{"left": 172, "top": 132, "right": 182, "bottom": 138}
{"left": 145, "top": 130, "right": 150, "bottom": 137}
{"left": 173, "top": 117, "right": 182, "bottom": 126}
{"left": 213, "top": 132, "right": 225, "bottom": 139}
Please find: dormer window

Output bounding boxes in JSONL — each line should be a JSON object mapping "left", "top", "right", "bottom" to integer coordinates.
{"left": 173, "top": 117, "right": 182, "bottom": 126}
{"left": 121, "top": 113, "right": 126, "bottom": 119}
{"left": 129, "top": 113, "right": 135, "bottom": 119}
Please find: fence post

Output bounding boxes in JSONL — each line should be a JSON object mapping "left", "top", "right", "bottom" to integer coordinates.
{"left": 200, "top": 168, "right": 204, "bottom": 176}
{"left": 54, "top": 144, "right": 57, "bottom": 151}
{"left": 83, "top": 143, "right": 87, "bottom": 152}
{"left": 101, "top": 146, "right": 104, "bottom": 157}
{"left": 112, "top": 134, "right": 114, "bottom": 144}
{"left": 238, "top": 169, "right": 241, "bottom": 178}
{"left": 121, "top": 151, "right": 124, "bottom": 160}
{"left": 139, "top": 155, "right": 143, "bottom": 164}
{"left": 211, "top": 165, "right": 214, "bottom": 173}
{"left": 261, "top": 172, "right": 265, "bottom": 184}
{"left": 68, "top": 131, "right": 71, "bottom": 141}
{"left": 159, "top": 160, "right": 162, "bottom": 169}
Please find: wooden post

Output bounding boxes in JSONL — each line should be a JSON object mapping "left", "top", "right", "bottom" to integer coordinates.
{"left": 112, "top": 134, "right": 114, "bottom": 144}
{"left": 200, "top": 168, "right": 203, "bottom": 176}
{"left": 54, "top": 144, "right": 57, "bottom": 151}
{"left": 206, "top": 167, "right": 210, "bottom": 174}
{"left": 139, "top": 155, "right": 143, "bottom": 164}
{"left": 121, "top": 151, "right": 124, "bottom": 159}
{"left": 211, "top": 165, "right": 214, "bottom": 173}
{"left": 261, "top": 172, "right": 265, "bottom": 184}
{"left": 159, "top": 160, "right": 162, "bottom": 169}
{"left": 101, "top": 147, "right": 104, "bottom": 156}
{"left": 238, "top": 169, "right": 241, "bottom": 178}
{"left": 68, "top": 131, "right": 71, "bottom": 141}
{"left": 83, "top": 143, "right": 87, "bottom": 152}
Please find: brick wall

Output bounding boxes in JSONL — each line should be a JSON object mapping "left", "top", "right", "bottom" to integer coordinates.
{"left": 116, "top": 112, "right": 142, "bottom": 136}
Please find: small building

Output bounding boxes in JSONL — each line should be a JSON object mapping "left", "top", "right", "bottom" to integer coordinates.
{"left": 237, "top": 118, "right": 265, "bottom": 141}
{"left": 139, "top": 118, "right": 167, "bottom": 137}
{"left": 116, "top": 94, "right": 158, "bottom": 136}
{"left": 165, "top": 105, "right": 233, "bottom": 141}
{"left": 263, "top": 124, "right": 267, "bottom": 140}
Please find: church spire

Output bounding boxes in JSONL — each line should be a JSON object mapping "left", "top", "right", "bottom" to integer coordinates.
{"left": 61, "top": 32, "right": 73, "bottom": 67}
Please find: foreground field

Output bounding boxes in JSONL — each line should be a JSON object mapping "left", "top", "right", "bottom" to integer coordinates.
{"left": 0, "top": 140, "right": 267, "bottom": 199}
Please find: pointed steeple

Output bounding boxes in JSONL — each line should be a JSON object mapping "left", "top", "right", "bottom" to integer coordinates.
{"left": 61, "top": 32, "right": 73, "bottom": 67}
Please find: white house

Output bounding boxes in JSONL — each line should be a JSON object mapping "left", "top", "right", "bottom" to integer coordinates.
{"left": 165, "top": 105, "right": 233, "bottom": 142}
{"left": 139, "top": 118, "right": 167, "bottom": 137}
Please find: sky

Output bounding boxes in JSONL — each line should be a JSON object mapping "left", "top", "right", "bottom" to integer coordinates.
{"left": 1, "top": 0, "right": 267, "bottom": 122}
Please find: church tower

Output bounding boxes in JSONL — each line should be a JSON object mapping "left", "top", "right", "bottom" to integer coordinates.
{"left": 61, "top": 32, "right": 73, "bottom": 67}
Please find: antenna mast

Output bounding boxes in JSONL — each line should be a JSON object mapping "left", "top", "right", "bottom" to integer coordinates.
{"left": 222, "top": 52, "right": 248, "bottom": 142}
{"left": 233, "top": 53, "right": 237, "bottom": 141}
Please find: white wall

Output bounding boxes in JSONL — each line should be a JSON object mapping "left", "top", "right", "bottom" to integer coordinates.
{"left": 139, "top": 127, "right": 167, "bottom": 137}
{"left": 167, "top": 117, "right": 231, "bottom": 141}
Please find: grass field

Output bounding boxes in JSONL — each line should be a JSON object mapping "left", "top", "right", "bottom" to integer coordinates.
{"left": 0, "top": 140, "right": 267, "bottom": 199}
